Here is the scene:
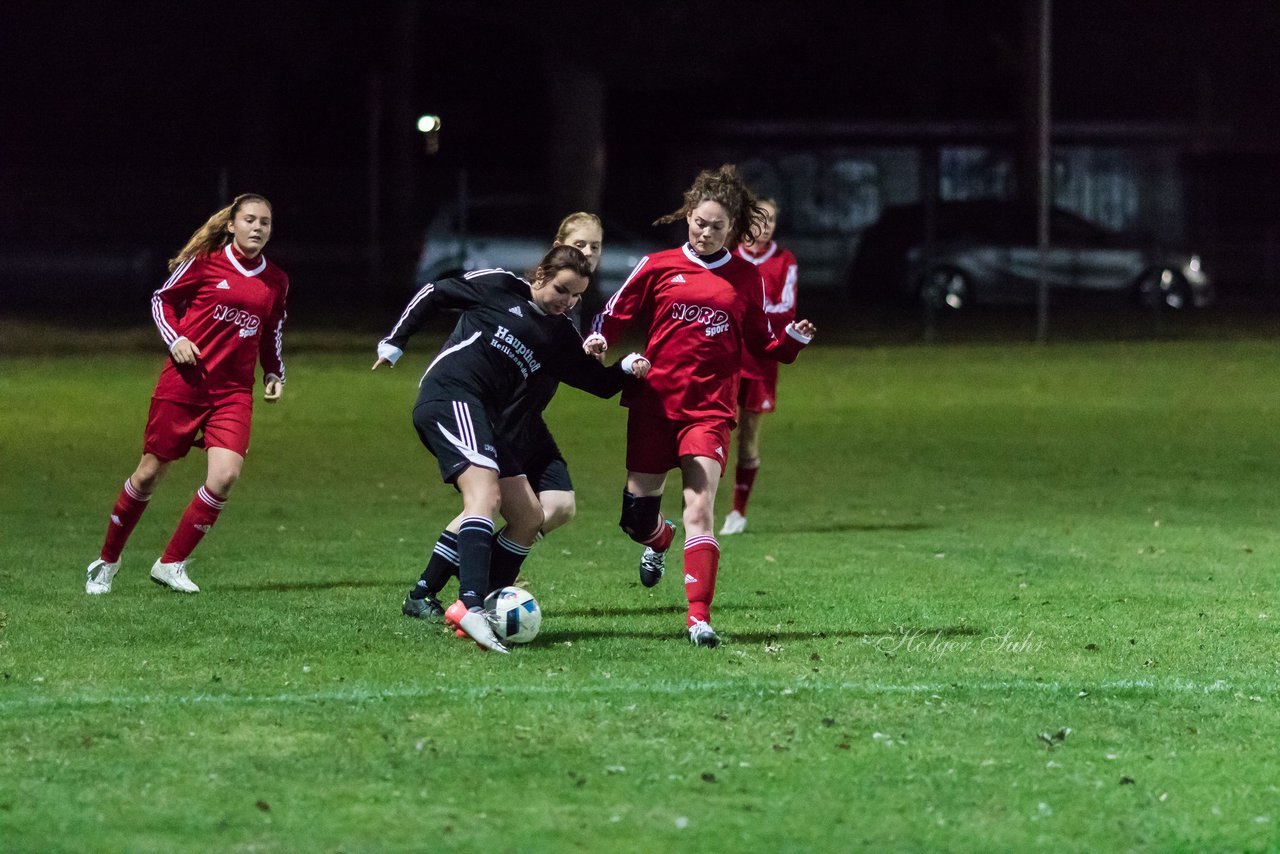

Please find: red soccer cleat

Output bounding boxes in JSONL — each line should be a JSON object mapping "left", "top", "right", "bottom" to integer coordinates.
{"left": 444, "top": 600, "right": 508, "bottom": 653}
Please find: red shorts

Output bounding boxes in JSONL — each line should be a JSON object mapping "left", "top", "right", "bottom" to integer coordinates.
{"left": 625, "top": 409, "right": 733, "bottom": 476}
{"left": 143, "top": 395, "right": 253, "bottom": 461}
{"left": 738, "top": 362, "right": 779, "bottom": 414}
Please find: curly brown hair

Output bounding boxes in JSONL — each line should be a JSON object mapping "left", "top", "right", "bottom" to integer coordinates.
{"left": 653, "top": 164, "right": 767, "bottom": 246}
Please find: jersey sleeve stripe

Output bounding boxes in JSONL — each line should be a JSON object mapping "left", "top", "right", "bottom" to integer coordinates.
{"left": 382, "top": 283, "right": 435, "bottom": 344}
{"left": 593, "top": 255, "right": 651, "bottom": 336}
{"left": 150, "top": 257, "right": 195, "bottom": 346}
{"left": 269, "top": 311, "right": 287, "bottom": 380}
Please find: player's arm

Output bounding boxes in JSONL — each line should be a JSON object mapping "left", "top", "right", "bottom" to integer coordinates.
{"left": 583, "top": 256, "right": 652, "bottom": 357}
{"left": 764, "top": 258, "right": 799, "bottom": 328}
{"left": 151, "top": 258, "right": 206, "bottom": 365}
{"left": 555, "top": 331, "right": 650, "bottom": 398}
{"left": 261, "top": 277, "right": 289, "bottom": 402}
{"left": 372, "top": 275, "right": 486, "bottom": 370}
{"left": 744, "top": 278, "right": 815, "bottom": 364}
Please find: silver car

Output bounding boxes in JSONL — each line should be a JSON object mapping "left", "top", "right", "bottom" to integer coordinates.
{"left": 416, "top": 195, "right": 651, "bottom": 297}
{"left": 852, "top": 201, "right": 1212, "bottom": 310}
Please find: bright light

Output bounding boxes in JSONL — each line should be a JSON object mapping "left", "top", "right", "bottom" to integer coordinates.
{"left": 417, "top": 115, "right": 441, "bottom": 134}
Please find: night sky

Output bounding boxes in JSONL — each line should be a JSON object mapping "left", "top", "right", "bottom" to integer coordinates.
{"left": 7, "top": 2, "right": 1278, "bottom": 159}
{"left": 3, "top": 1, "right": 1278, "bottom": 309}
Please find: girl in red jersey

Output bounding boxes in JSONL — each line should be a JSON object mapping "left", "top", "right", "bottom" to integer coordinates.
{"left": 584, "top": 165, "right": 817, "bottom": 646}
{"left": 85, "top": 194, "right": 289, "bottom": 595}
{"left": 720, "top": 197, "right": 798, "bottom": 536}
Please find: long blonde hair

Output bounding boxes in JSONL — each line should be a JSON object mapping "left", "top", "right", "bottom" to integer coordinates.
{"left": 167, "top": 193, "right": 272, "bottom": 272}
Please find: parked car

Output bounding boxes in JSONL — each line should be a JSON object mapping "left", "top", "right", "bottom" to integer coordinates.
{"left": 416, "top": 195, "right": 652, "bottom": 299}
{"left": 848, "top": 200, "right": 1212, "bottom": 310}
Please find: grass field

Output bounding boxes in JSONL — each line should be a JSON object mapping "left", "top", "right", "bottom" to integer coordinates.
{"left": 3, "top": 320, "right": 1280, "bottom": 851}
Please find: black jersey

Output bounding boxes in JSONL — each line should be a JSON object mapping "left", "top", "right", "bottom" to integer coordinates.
{"left": 379, "top": 268, "right": 629, "bottom": 425}
{"left": 499, "top": 372, "right": 562, "bottom": 463}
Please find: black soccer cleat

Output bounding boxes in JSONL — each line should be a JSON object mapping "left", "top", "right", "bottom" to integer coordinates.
{"left": 639, "top": 521, "right": 675, "bottom": 588}
{"left": 401, "top": 592, "right": 446, "bottom": 621}
{"left": 639, "top": 547, "right": 666, "bottom": 587}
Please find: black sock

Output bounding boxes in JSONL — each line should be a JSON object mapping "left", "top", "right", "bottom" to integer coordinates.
{"left": 410, "top": 530, "right": 459, "bottom": 599}
{"left": 456, "top": 516, "right": 495, "bottom": 609}
{"left": 488, "top": 529, "right": 532, "bottom": 592}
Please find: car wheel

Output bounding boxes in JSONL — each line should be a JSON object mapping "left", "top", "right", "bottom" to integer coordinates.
{"left": 1135, "top": 268, "right": 1190, "bottom": 310}
{"left": 919, "top": 266, "right": 970, "bottom": 310}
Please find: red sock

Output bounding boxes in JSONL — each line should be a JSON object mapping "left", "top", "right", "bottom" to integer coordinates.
{"left": 732, "top": 461, "right": 759, "bottom": 515}
{"left": 642, "top": 518, "right": 676, "bottom": 552}
{"left": 161, "top": 486, "right": 226, "bottom": 563}
{"left": 683, "top": 536, "right": 720, "bottom": 625}
{"left": 101, "top": 478, "right": 151, "bottom": 563}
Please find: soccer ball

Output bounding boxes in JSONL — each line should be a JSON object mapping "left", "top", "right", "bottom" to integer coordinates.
{"left": 484, "top": 586, "right": 542, "bottom": 644}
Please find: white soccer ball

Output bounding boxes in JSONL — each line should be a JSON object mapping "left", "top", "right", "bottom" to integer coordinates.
{"left": 484, "top": 586, "right": 542, "bottom": 644}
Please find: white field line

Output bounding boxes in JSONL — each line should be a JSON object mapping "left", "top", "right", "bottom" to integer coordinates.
{"left": 0, "top": 677, "right": 1271, "bottom": 714}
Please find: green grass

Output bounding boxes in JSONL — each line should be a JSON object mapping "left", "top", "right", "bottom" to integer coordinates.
{"left": 3, "top": 327, "right": 1280, "bottom": 851}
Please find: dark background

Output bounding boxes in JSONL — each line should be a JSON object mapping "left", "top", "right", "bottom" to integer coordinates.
{"left": 4, "top": 0, "right": 1280, "bottom": 323}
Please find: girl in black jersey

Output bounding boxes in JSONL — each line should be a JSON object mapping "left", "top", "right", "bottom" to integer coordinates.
{"left": 373, "top": 245, "right": 648, "bottom": 652}
{"left": 400, "top": 214, "right": 611, "bottom": 621}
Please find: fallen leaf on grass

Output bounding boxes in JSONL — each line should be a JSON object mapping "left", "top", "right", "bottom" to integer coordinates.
{"left": 1037, "top": 727, "right": 1072, "bottom": 748}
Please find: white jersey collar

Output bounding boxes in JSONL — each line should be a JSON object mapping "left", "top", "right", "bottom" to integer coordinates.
{"left": 681, "top": 243, "right": 732, "bottom": 270}
{"left": 225, "top": 244, "right": 267, "bottom": 277}
{"left": 737, "top": 241, "right": 778, "bottom": 265}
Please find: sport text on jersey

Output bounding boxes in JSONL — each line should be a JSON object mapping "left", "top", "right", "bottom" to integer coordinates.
{"left": 491, "top": 325, "right": 542, "bottom": 378}
{"left": 213, "top": 304, "right": 261, "bottom": 338}
{"left": 672, "top": 303, "right": 730, "bottom": 337}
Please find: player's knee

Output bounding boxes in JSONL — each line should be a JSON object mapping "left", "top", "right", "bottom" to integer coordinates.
{"left": 681, "top": 488, "right": 716, "bottom": 533}
{"left": 131, "top": 456, "right": 169, "bottom": 494}
{"left": 619, "top": 490, "right": 662, "bottom": 540}
{"left": 207, "top": 468, "right": 241, "bottom": 497}
{"left": 506, "top": 501, "right": 545, "bottom": 542}
{"left": 541, "top": 494, "right": 576, "bottom": 534}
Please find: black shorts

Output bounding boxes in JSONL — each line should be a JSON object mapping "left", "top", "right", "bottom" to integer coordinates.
{"left": 517, "top": 452, "right": 572, "bottom": 493}
{"left": 499, "top": 417, "right": 572, "bottom": 491}
{"left": 413, "top": 398, "right": 501, "bottom": 483}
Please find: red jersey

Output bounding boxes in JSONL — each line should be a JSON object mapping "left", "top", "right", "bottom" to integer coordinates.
{"left": 151, "top": 244, "right": 289, "bottom": 404}
{"left": 591, "top": 243, "right": 808, "bottom": 422}
{"left": 735, "top": 241, "right": 798, "bottom": 382}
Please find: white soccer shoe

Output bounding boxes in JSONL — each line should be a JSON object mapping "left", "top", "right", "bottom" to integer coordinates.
{"left": 688, "top": 620, "right": 721, "bottom": 648}
{"left": 719, "top": 511, "right": 747, "bottom": 536}
{"left": 444, "top": 600, "right": 509, "bottom": 653}
{"left": 150, "top": 559, "right": 200, "bottom": 594}
{"left": 85, "top": 559, "right": 120, "bottom": 595}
